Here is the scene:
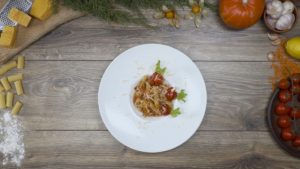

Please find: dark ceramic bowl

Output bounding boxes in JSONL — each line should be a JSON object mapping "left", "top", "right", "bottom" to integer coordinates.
{"left": 267, "top": 88, "right": 300, "bottom": 157}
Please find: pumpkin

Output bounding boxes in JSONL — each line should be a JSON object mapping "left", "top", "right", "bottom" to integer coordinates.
{"left": 219, "top": 0, "right": 265, "bottom": 29}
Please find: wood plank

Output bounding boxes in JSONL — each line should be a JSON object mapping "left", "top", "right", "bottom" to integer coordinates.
{"left": 20, "top": 8, "right": 300, "bottom": 62}
{"left": 17, "top": 61, "right": 273, "bottom": 131}
{"left": 3, "top": 131, "right": 297, "bottom": 169}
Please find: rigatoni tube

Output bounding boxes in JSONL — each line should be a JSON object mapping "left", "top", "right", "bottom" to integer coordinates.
{"left": 8, "top": 73, "right": 23, "bottom": 82}
{"left": 14, "top": 80, "right": 24, "bottom": 95}
{"left": 0, "top": 61, "right": 17, "bottom": 76}
{"left": 1, "top": 77, "right": 11, "bottom": 91}
{"left": 6, "top": 92, "right": 14, "bottom": 108}
{"left": 17, "top": 56, "right": 25, "bottom": 69}
{"left": 12, "top": 101, "right": 22, "bottom": 115}
{"left": 0, "top": 93, "right": 6, "bottom": 109}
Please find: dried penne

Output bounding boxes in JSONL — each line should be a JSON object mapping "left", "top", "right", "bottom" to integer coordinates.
{"left": 12, "top": 101, "right": 22, "bottom": 115}
{"left": 0, "top": 93, "right": 6, "bottom": 109}
{"left": 1, "top": 77, "right": 11, "bottom": 91}
{"left": 17, "top": 56, "right": 25, "bottom": 69}
{"left": 0, "top": 61, "right": 17, "bottom": 76}
{"left": 14, "top": 80, "right": 24, "bottom": 95}
{"left": 6, "top": 92, "right": 13, "bottom": 108}
{"left": 0, "top": 84, "right": 4, "bottom": 92}
{"left": 8, "top": 73, "right": 23, "bottom": 82}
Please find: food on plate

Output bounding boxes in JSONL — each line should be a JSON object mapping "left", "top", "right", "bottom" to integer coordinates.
{"left": 275, "top": 102, "right": 291, "bottom": 115}
{"left": 281, "top": 127, "right": 295, "bottom": 141}
{"left": 6, "top": 92, "right": 14, "bottom": 108}
{"left": 277, "top": 115, "right": 291, "bottom": 128}
{"left": 14, "top": 80, "right": 24, "bottom": 95}
{"left": 133, "top": 61, "right": 187, "bottom": 117}
{"left": 278, "top": 90, "right": 292, "bottom": 102}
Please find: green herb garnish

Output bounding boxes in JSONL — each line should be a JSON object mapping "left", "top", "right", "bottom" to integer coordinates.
{"left": 171, "top": 107, "right": 181, "bottom": 117}
{"left": 155, "top": 60, "right": 166, "bottom": 74}
{"left": 177, "top": 89, "right": 187, "bottom": 102}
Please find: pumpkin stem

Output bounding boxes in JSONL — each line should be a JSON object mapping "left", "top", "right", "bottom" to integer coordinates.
{"left": 242, "top": 0, "right": 248, "bottom": 4}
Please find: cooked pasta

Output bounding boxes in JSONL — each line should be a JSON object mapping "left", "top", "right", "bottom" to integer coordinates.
{"left": 133, "top": 75, "right": 174, "bottom": 117}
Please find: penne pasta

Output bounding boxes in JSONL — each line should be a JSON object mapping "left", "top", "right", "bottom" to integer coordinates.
{"left": 0, "top": 61, "right": 17, "bottom": 76}
{"left": 1, "top": 77, "right": 11, "bottom": 91}
{"left": 12, "top": 101, "right": 22, "bottom": 115}
{"left": 0, "top": 84, "right": 4, "bottom": 92}
{"left": 6, "top": 92, "right": 13, "bottom": 108}
{"left": 8, "top": 73, "right": 23, "bottom": 82}
{"left": 14, "top": 80, "right": 24, "bottom": 95}
{"left": 0, "top": 93, "right": 6, "bottom": 109}
{"left": 17, "top": 56, "right": 25, "bottom": 69}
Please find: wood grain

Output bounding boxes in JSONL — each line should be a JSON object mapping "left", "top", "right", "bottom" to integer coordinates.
{"left": 13, "top": 61, "right": 272, "bottom": 131}
{"left": 20, "top": 8, "right": 300, "bottom": 62}
{"left": 2, "top": 131, "right": 297, "bottom": 169}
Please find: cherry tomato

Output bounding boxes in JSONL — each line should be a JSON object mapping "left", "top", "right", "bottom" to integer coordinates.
{"left": 281, "top": 128, "right": 295, "bottom": 141}
{"left": 293, "top": 136, "right": 300, "bottom": 147}
{"left": 165, "top": 87, "right": 177, "bottom": 101}
{"left": 149, "top": 72, "right": 164, "bottom": 86}
{"left": 278, "top": 79, "right": 290, "bottom": 90}
{"left": 278, "top": 90, "right": 292, "bottom": 103}
{"left": 290, "top": 84, "right": 300, "bottom": 94}
{"left": 160, "top": 104, "right": 171, "bottom": 115}
{"left": 289, "top": 109, "right": 300, "bottom": 119}
{"left": 277, "top": 116, "right": 291, "bottom": 128}
{"left": 275, "top": 103, "right": 292, "bottom": 116}
{"left": 290, "top": 73, "right": 300, "bottom": 84}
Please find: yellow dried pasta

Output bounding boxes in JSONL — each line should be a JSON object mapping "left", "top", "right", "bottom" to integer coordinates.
{"left": 0, "top": 93, "right": 6, "bottom": 109}
{"left": 0, "top": 61, "right": 17, "bottom": 75}
{"left": 0, "top": 84, "right": 4, "bottom": 92}
{"left": 1, "top": 77, "right": 11, "bottom": 91}
{"left": 8, "top": 73, "right": 23, "bottom": 82}
{"left": 14, "top": 80, "right": 24, "bottom": 95}
{"left": 12, "top": 101, "right": 22, "bottom": 115}
{"left": 17, "top": 56, "right": 25, "bottom": 69}
{"left": 6, "top": 92, "right": 13, "bottom": 108}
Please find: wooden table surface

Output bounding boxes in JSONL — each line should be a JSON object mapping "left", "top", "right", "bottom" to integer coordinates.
{"left": 4, "top": 7, "right": 300, "bottom": 169}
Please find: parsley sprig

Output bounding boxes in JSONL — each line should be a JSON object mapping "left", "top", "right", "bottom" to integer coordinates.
{"left": 171, "top": 108, "right": 181, "bottom": 117}
{"left": 155, "top": 60, "right": 166, "bottom": 74}
{"left": 177, "top": 89, "right": 187, "bottom": 102}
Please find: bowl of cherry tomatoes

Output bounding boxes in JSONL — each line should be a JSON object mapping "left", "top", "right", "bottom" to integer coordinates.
{"left": 267, "top": 73, "right": 300, "bottom": 157}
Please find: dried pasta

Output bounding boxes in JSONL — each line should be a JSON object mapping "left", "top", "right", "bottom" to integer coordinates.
{"left": 0, "top": 93, "right": 6, "bottom": 109}
{"left": 1, "top": 77, "right": 11, "bottom": 91}
{"left": 6, "top": 92, "right": 13, "bottom": 108}
{"left": 8, "top": 73, "right": 23, "bottom": 82}
{"left": 14, "top": 80, "right": 24, "bottom": 95}
{"left": 0, "top": 61, "right": 17, "bottom": 75}
{"left": 17, "top": 56, "right": 25, "bottom": 69}
{"left": 0, "top": 84, "right": 4, "bottom": 92}
{"left": 12, "top": 101, "right": 22, "bottom": 115}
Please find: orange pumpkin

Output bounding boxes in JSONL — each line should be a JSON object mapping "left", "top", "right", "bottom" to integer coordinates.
{"left": 219, "top": 0, "right": 265, "bottom": 29}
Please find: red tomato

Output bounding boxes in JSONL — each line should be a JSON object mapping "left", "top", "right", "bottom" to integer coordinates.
{"left": 289, "top": 109, "right": 300, "bottom": 119}
{"left": 290, "top": 73, "right": 300, "bottom": 84}
{"left": 160, "top": 104, "right": 171, "bottom": 115}
{"left": 278, "top": 79, "right": 290, "bottom": 90}
{"left": 293, "top": 136, "right": 300, "bottom": 147}
{"left": 290, "top": 84, "right": 300, "bottom": 94}
{"left": 277, "top": 116, "right": 291, "bottom": 128}
{"left": 165, "top": 87, "right": 177, "bottom": 101}
{"left": 275, "top": 103, "right": 292, "bottom": 116}
{"left": 278, "top": 90, "right": 292, "bottom": 103}
{"left": 149, "top": 72, "right": 164, "bottom": 86}
{"left": 281, "top": 128, "right": 295, "bottom": 141}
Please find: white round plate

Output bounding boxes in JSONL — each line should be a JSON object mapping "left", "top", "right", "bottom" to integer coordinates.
{"left": 98, "top": 44, "right": 207, "bottom": 153}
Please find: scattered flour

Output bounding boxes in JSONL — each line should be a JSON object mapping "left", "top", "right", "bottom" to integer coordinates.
{"left": 0, "top": 110, "right": 25, "bottom": 167}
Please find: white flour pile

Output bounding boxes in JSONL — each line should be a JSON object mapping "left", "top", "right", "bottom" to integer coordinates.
{"left": 0, "top": 110, "right": 25, "bottom": 167}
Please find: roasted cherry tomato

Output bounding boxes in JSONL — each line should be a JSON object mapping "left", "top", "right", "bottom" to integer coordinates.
{"left": 278, "top": 90, "right": 292, "bottom": 103}
{"left": 290, "top": 73, "right": 300, "bottom": 84}
{"left": 278, "top": 79, "right": 290, "bottom": 90}
{"left": 281, "top": 128, "right": 295, "bottom": 141}
{"left": 275, "top": 103, "right": 292, "bottom": 116}
{"left": 290, "top": 84, "right": 300, "bottom": 94}
{"left": 289, "top": 109, "right": 300, "bottom": 119}
{"left": 293, "top": 136, "right": 300, "bottom": 147}
{"left": 160, "top": 104, "right": 171, "bottom": 115}
{"left": 165, "top": 87, "right": 177, "bottom": 101}
{"left": 277, "top": 116, "right": 291, "bottom": 128}
{"left": 149, "top": 72, "right": 164, "bottom": 86}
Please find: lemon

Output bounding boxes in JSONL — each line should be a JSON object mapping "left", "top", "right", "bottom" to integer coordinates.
{"left": 286, "top": 37, "right": 300, "bottom": 59}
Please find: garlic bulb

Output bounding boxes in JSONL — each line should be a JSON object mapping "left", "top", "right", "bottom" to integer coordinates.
{"left": 266, "top": 16, "right": 277, "bottom": 28}
{"left": 275, "top": 13, "right": 295, "bottom": 30}
{"left": 282, "top": 1, "right": 295, "bottom": 15}
{"left": 266, "top": 0, "right": 283, "bottom": 19}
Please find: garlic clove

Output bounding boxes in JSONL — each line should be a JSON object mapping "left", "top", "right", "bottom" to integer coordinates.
{"left": 268, "top": 33, "right": 280, "bottom": 41}
{"left": 267, "top": 52, "right": 275, "bottom": 61}
{"left": 275, "top": 13, "right": 295, "bottom": 30}
{"left": 266, "top": 0, "right": 283, "bottom": 19}
{"left": 271, "top": 39, "right": 281, "bottom": 46}
{"left": 266, "top": 16, "right": 277, "bottom": 28}
{"left": 282, "top": 1, "right": 295, "bottom": 15}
